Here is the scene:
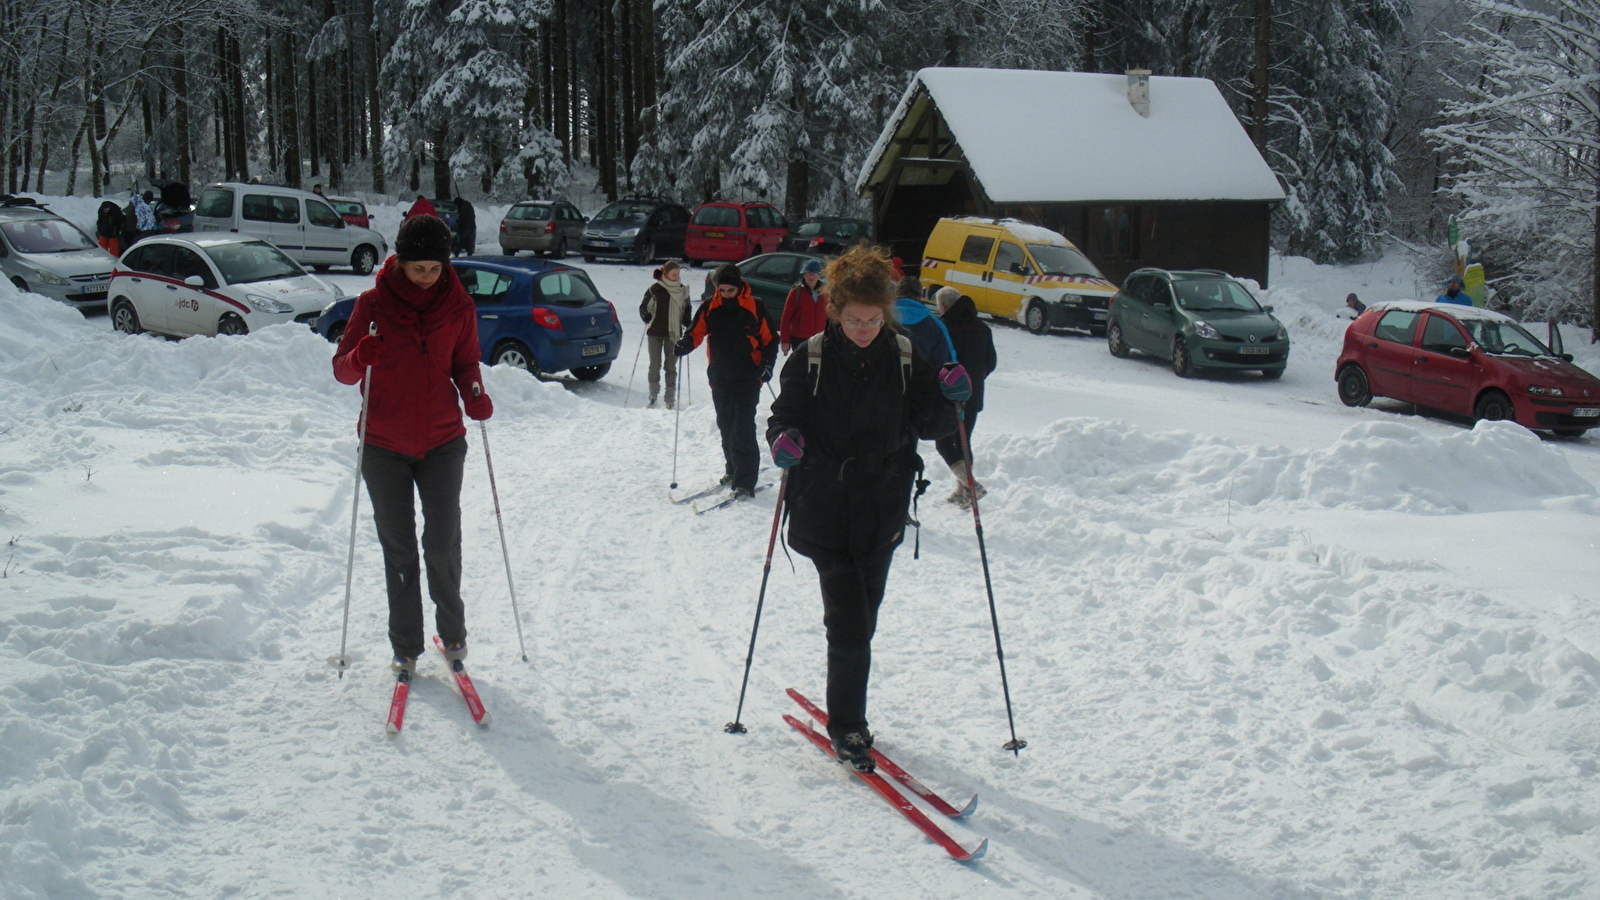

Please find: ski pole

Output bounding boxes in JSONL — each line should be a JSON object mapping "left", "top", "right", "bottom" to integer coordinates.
{"left": 956, "top": 403, "right": 1026, "bottom": 755}
{"left": 670, "top": 352, "right": 683, "bottom": 489}
{"left": 475, "top": 389, "right": 530, "bottom": 662}
{"left": 725, "top": 469, "right": 790, "bottom": 734}
{"left": 622, "top": 330, "right": 646, "bottom": 407}
{"left": 330, "top": 322, "right": 377, "bottom": 679}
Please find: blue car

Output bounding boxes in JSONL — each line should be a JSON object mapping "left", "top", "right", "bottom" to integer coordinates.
{"left": 315, "top": 257, "right": 622, "bottom": 380}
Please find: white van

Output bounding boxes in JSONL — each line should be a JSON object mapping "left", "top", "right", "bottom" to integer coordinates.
{"left": 191, "top": 182, "right": 388, "bottom": 275}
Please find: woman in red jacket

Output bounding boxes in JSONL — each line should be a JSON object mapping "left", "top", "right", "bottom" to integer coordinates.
{"left": 778, "top": 258, "right": 826, "bottom": 353}
{"left": 332, "top": 214, "right": 492, "bottom": 674}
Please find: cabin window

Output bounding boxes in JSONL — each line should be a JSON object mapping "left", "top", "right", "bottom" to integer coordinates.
{"left": 1100, "top": 206, "right": 1141, "bottom": 259}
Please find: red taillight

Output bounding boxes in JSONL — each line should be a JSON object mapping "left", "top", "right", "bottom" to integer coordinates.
{"left": 499, "top": 222, "right": 507, "bottom": 233}
{"left": 531, "top": 306, "right": 564, "bottom": 330}
{"left": 606, "top": 301, "right": 619, "bottom": 326}
{"left": 544, "top": 221, "right": 557, "bottom": 234}
{"left": 808, "top": 237, "right": 824, "bottom": 249}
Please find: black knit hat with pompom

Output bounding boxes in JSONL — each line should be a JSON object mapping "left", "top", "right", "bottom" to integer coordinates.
{"left": 395, "top": 214, "right": 454, "bottom": 264}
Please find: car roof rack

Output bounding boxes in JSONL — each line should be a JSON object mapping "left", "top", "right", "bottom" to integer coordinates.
{"left": 0, "top": 195, "right": 47, "bottom": 209}
{"left": 1190, "top": 268, "right": 1233, "bottom": 277}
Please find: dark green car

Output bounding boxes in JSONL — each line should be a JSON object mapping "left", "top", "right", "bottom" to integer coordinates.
{"left": 698, "top": 251, "right": 825, "bottom": 327}
{"left": 1106, "top": 268, "right": 1290, "bottom": 378}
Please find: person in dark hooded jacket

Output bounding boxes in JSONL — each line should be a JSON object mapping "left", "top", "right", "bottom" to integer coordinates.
{"left": 765, "top": 244, "right": 965, "bottom": 772}
{"left": 933, "top": 287, "right": 997, "bottom": 507}
{"left": 453, "top": 196, "right": 476, "bottom": 255}
{"left": 676, "top": 263, "right": 776, "bottom": 497}
{"left": 332, "top": 214, "right": 492, "bottom": 675}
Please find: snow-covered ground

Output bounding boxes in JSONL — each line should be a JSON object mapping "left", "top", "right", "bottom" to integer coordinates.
{"left": 3, "top": 200, "right": 1599, "bottom": 899}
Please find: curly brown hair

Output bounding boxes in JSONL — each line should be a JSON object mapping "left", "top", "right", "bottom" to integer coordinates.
{"left": 823, "top": 244, "right": 897, "bottom": 320}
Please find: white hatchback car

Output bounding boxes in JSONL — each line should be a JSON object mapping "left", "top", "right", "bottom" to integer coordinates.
{"left": 109, "top": 235, "right": 350, "bottom": 338}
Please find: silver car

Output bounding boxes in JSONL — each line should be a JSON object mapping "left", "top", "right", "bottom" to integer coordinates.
{"left": 0, "top": 205, "right": 118, "bottom": 311}
{"left": 498, "top": 200, "right": 585, "bottom": 257}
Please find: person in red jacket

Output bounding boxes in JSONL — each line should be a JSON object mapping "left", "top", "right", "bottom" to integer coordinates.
{"left": 779, "top": 258, "right": 826, "bottom": 353}
{"left": 332, "top": 214, "right": 492, "bottom": 674}
{"left": 406, "top": 195, "right": 438, "bottom": 220}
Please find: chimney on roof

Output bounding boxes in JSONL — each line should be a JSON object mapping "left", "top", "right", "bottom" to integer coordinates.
{"left": 1127, "top": 69, "right": 1151, "bottom": 118}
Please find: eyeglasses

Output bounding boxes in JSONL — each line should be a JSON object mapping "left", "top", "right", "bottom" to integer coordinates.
{"left": 840, "top": 317, "right": 884, "bottom": 330}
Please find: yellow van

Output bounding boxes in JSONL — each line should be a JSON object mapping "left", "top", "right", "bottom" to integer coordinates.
{"left": 920, "top": 217, "right": 1117, "bottom": 334}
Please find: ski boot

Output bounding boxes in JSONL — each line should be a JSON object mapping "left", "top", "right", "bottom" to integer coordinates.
{"left": 832, "top": 729, "right": 875, "bottom": 773}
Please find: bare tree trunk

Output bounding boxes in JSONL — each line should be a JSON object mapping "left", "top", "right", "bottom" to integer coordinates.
{"left": 174, "top": 23, "right": 191, "bottom": 184}
{"left": 1251, "top": 0, "right": 1271, "bottom": 152}
{"left": 554, "top": 0, "right": 570, "bottom": 162}
{"left": 366, "top": 0, "right": 383, "bottom": 191}
{"left": 432, "top": 125, "right": 449, "bottom": 198}
{"left": 282, "top": 32, "right": 302, "bottom": 188}
{"left": 229, "top": 29, "right": 249, "bottom": 181}
{"left": 66, "top": 112, "right": 86, "bottom": 195}
{"left": 598, "top": 3, "right": 616, "bottom": 199}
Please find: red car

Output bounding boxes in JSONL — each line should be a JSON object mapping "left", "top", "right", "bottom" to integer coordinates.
{"left": 327, "top": 196, "right": 370, "bottom": 229}
{"left": 1336, "top": 302, "right": 1600, "bottom": 437}
{"left": 684, "top": 201, "right": 789, "bottom": 265}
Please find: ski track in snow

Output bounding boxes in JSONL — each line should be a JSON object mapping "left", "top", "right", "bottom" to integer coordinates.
{"left": 2, "top": 214, "right": 1599, "bottom": 899}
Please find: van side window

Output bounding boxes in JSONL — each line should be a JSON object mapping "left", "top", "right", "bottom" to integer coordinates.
{"left": 306, "top": 199, "right": 343, "bottom": 228}
{"left": 272, "top": 197, "right": 301, "bottom": 224}
{"left": 959, "top": 235, "right": 994, "bottom": 266}
{"left": 1373, "top": 310, "right": 1420, "bottom": 345}
{"left": 243, "top": 194, "right": 275, "bottom": 223}
{"left": 1420, "top": 314, "right": 1468, "bottom": 354}
{"left": 994, "top": 241, "right": 1029, "bottom": 276}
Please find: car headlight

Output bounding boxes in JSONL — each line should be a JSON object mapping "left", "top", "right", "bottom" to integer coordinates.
{"left": 1527, "top": 385, "right": 1565, "bottom": 397}
{"left": 1193, "top": 320, "right": 1221, "bottom": 340}
{"left": 620, "top": 227, "right": 640, "bottom": 238}
{"left": 1276, "top": 323, "right": 1289, "bottom": 341}
{"left": 33, "top": 268, "right": 70, "bottom": 286}
{"left": 245, "top": 293, "right": 293, "bottom": 314}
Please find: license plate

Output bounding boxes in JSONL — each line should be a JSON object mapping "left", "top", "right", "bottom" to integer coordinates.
{"left": 707, "top": 231, "right": 725, "bottom": 238}
{"left": 80, "top": 289, "right": 107, "bottom": 298}
{"left": 1575, "top": 407, "right": 1600, "bottom": 418}
{"left": 581, "top": 343, "right": 605, "bottom": 358}
{"left": 1238, "top": 346, "right": 1271, "bottom": 355}
{"left": 1092, "top": 310, "right": 1108, "bottom": 320}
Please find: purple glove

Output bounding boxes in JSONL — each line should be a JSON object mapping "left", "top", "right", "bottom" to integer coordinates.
{"left": 771, "top": 429, "right": 805, "bottom": 468}
{"left": 938, "top": 363, "right": 972, "bottom": 402}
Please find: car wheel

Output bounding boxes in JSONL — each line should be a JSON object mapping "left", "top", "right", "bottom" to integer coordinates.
{"left": 218, "top": 313, "right": 249, "bottom": 336}
{"left": 1172, "top": 337, "right": 1194, "bottom": 378}
{"left": 1261, "top": 367, "right": 1284, "bottom": 380}
{"left": 351, "top": 245, "right": 378, "bottom": 275}
{"left": 1474, "top": 389, "right": 1514, "bottom": 423}
{"left": 583, "top": 255, "right": 596, "bottom": 263}
{"left": 491, "top": 340, "right": 541, "bottom": 377}
{"left": 687, "top": 259, "right": 701, "bottom": 269}
{"left": 572, "top": 363, "right": 611, "bottom": 381}
{"left": 312, "top": 264, "right": 331, "bottom": 272}
{"left": 1554, "top": 427, "right": 1589, "bottom": 438}
{"left": 553, "top": 238, "right": 568, "bottom": 260}
{"left": 1107, "top": 320, "right": 1130, "bottom": 358}
{"left": 1024, "top": 299, "right": 1049, "bottom": 335}
{"left": 1337, "top": 365, "right": 1371, "bottom": 407}
{"left": 10, "top": 276, "right": 27, "bottom": 292}
{"left": 111, "top": 300, "right": 143, "bottom": 335}
{"left": 326, "top": 321, "right": 346, "bottom": 344}
{"left": 500, "top": 245, "right": 514, "bottom": 257}
{"left": 634, "top": 240, "right": 655, "bottom": 266}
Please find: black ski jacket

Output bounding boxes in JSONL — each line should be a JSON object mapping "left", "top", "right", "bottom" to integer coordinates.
{"left": 939, "top": 296, "right": 997, "bottom": 413}
{"left": 767, "top": 322, "right": 957, "bottom": 558}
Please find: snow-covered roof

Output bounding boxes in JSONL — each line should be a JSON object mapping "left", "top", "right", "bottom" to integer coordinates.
{"left": 858, "top": 68, "right": 1287, "bottom": 205}
{"left": 1369, "top": 300, "right": 1516, "bottom": 323}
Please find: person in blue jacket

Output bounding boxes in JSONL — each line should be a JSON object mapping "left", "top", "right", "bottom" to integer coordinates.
{"left": 892, "top": 277, "right": 956, "bottom": 367}
{"left": 1435, "top": 274, "right": 1471, "bottom": 305}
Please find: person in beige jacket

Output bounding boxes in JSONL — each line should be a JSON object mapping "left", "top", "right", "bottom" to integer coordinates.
{"left": 639, "top": 260, "right": 693, "bottom": 408}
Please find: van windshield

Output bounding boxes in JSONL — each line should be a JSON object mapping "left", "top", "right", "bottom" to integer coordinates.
{"left": 1026, "top": 244, "right": 1102, "bottom": 278}
{"left": 207, "top": 241, "right": 305, "bottom": 284}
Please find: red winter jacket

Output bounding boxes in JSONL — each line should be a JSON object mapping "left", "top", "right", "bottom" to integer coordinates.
{"left": 779, "top": 281, "right": 826, "bottom": 347}
{"left": 406, "top": 198, "right": 438, "bottom": 219}
{"left": 332, "top": 257, "right": 484, "bottom": 457}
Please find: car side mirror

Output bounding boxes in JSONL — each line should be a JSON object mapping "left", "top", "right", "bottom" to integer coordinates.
{"left": 1262, "top": 305, "right": 1275, "bottom": 314}
{"left": 1447, "top": 346, "right": 1470, "bottom": 359}
{"left": 184, "top": 275, "right": 204, "bottom": 287}
{"left": 1562, "top": 352, "right": 1575, "bottom": 362}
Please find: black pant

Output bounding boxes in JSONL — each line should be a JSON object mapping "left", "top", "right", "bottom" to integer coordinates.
{"left": 711, "top": 377, "right": 761, "bottom": 491}
{"left": 361, "top": 436, "right": 468, "bottom": 659}
{"left": 935, "top": 406, "right": 980, "bottom": 467}
{"left": 813, "top": 545, "right": 897, "bottom": 737}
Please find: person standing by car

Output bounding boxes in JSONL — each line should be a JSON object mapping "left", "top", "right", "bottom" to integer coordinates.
{"left": 1435, "top": 274, "right": 1471, "bottom": 306}
{"left": 406, "top": 195, "right": 438, "bottom": 220}
{"left": 453, "top": 196, "right": 476, "bottom": 256}
{"left": 765, "top": 244, "right": 965, "bottom": 771}
{"left": 892, "top": 276, "right": 955, "bottom": 367}
{"left": 125, "top": 191, "right": 160, "bottom": 249}
{"left": 933, "top": 286, "right": 996, "bottom": 508}
{"left": 640, "top": 260, "right": 691, "bottom": 408}
{"left": 675, "top": 263, "right": 776, "bottom": 498}
{"left": 779, "top": 258, "right": 826, "bottom": 354}
{"left": 96, "top": 201, "right": 124, "bottom": 256}
{"left": 331, "top": 214, "right": 493, "bottom": 674}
